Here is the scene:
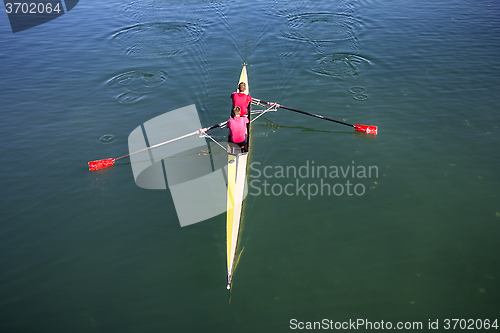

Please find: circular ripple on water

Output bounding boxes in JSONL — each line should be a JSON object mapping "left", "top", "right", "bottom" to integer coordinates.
{"left": 285, "top": 12, "right": 360, "bottom": 43}
{"left": 116, "top": 92, "right": 146, "bottom": 104}
{"left": 353, "top": 94, "right": 368, "bottom": 101}
{"left": 350, "top": 86, "right": 369, "bottom": 100}
{"left": 108, "top": 70, "right": 168, "bottom": 93}
{"left": 112, "top": 21, "right": 203, "bottom": 59}
{"left": 99, "top": 134, "right": 115, "bottom": 144}
{"left": 107, "top": 70, "right": 168, "bottom": 104}
{"left": 313, "top": 53, "right": 370, "bottom": 79}
{"left": 349, "top": 86, "right": 365, "bottom": 94}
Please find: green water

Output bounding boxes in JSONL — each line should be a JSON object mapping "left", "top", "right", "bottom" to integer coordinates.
{"left": 1, "top": 0, "right": 499, "bottom": 332}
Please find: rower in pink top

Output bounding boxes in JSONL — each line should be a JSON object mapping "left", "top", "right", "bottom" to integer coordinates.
{"left": 231, "top": 82, "right": 252, "bottom": 117}
{"left": 227, "top": 106, "right": 249, "bottom": 148}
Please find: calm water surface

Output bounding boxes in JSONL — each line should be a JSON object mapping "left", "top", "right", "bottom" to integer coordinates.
{"left": 1, "top": 0, "right": 499, "bottom": 332}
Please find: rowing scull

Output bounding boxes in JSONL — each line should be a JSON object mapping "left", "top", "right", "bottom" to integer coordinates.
{"left": 226, "top": 65, "right": 250, "bottom": 290}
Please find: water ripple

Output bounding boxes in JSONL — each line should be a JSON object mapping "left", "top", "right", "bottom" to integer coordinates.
{"left": 313, "top": 53, "right": 370, "bottom": 79}
{"left": 282, "top": 11, "right": 370, "bottom": 79}
{"left": 99, "top": 134, "right": 115, "bottom": 144}
{"left": 107, "top": 70, "right": 168, "bottom": 104}
{"left": 350, "top": 86, "right": 369, "bottom": 101}
{"left": 112, "top": 21, "right": 202, "bottom": 58}
{"left": 285, "top": 12, "right": 360, "bottom": 43}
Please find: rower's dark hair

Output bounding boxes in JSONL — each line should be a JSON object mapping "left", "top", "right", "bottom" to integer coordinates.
{"left": 232, "top": 106, "right": 241, "bottom": 118}
{"left": 238, "top": 82, "right": 246, "bottom": 92}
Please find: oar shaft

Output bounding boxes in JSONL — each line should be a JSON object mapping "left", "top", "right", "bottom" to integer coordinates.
{"left": 253, "top": 98, "right": 354, "bottom": 128}
{"left": 115, "top": 121, "right": 227, "bottom": 161}
{"left": 89, "top": 121, "right": 228, "bottom": 171}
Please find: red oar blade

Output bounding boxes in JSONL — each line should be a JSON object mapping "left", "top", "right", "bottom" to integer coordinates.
{"left": 88, "top": 158, "right": 115, "bottom": 171}
{"left": 354, "top": 125, "right": 378, "bottom": 135}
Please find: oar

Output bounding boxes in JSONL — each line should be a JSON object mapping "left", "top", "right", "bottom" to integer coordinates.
{"left": 252, "top": 98, "right": 377, "bottom": 135}
{"left": 88, "top": 121, "right": 227, "bottom": 171}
